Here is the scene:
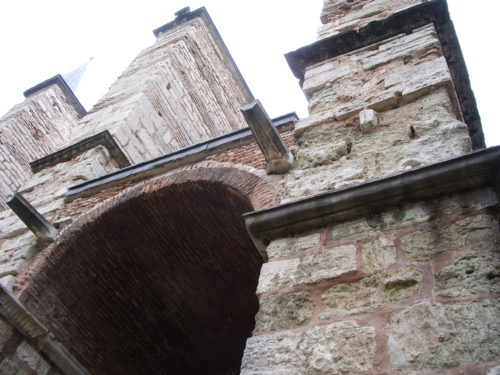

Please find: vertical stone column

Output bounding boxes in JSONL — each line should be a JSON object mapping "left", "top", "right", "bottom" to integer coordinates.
{"left": 242, "top": 1, "right": 499, "bottom": 374}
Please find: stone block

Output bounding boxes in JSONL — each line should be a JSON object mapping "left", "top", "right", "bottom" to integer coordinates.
{"left": 295, "top": 139, "right": 350, "bottom": 169}
{"left": 257, "top": 245, "right": 357, "bottom": 293}
{"left": 266, "top": 233, "right": 321, "bottom": 259}
{"left": 331, "top": 205, "right": 433, "bottom": 241}
{"left": 438, "top": 188, "right": 498, "bottom": 215}
{"left": 384, "top": 56, "right": 451, "bottom": 95}
{"left": 362, "top": 236, "right": 397, "bottom": 271}
{"left": 241, "top": 320, "right": 376, "bottom": 375}
{"left": 15, "top": 341, "right": 50, "bottom": 375}
{"left": 254, "top": 291, "right": 315, "bottom": 332}
{"left": 435, "top": 253, "right": 500, "bottom": 297}
{"left": 0, "top": 358, "right": 29, "bottom": 375}
{"left": 400, "top": 214, "right": 500, "bottom": 262}
{"left": 389, "top": 299, "right": 500, "bottom": 371}
{"left": 320, "top": 266, "right": 421, "bottom": 319}
{"left": 359, "top": 109, "right": 379, "bottom": 133}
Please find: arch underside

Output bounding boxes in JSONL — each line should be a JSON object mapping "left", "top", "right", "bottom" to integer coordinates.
{"left": 20, "top": 181, "right": 263, "bottom": 374}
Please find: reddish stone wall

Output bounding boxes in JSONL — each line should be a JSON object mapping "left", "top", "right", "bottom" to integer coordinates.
{"left": 242, "top": 187, "right": 500, "bottom": 374}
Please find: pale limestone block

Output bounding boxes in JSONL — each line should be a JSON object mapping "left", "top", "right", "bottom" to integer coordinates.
{"left": 303, "top": 62, "right": 353, "bottom": 98}
{"left": 384, "top": 56, "right": 451, "bottom": 93}
{"left": 320, "top": 266, "right": 421, "bottom": 319}
{"left": 295, "top": 139, "right": 350, "bottom": 169}
{"left": 362, "top": 236, "right": 397, "bottom": 271}
{"left": 389, "top": 300, "right": 500, "bottom": 371}
{"left": 0, "top": 358, "right": 29, "bottom": 375}
{"left": 257, "top": 245, "right": 357, "bottom": 293}
{"left": 435, "top": 253, "right": 500, "bottom": 298}
{"left": 438, "top": 188, "right": 498, "bottom": 215}
{"left": 15, "top": 341, "right": 51, "bottom": 375}
{"left": 255, "top": 291, "right": 315, "bottom": 332}
{"left": 241, "top": 320, "right": 376, "bottom": 375}
{"left": 400, "top": 214, "right": 500, "bottom": 261}
{"left": 359, "top": 108, "right": 379, "bottom": 133}
{"left": 487, "top": 365, "right": 500, "bottom": 375}
{"left": 361, "top": 25, "right": 440, "bottom": 70}
{"left": 331, "top": 205, "right": 432, "bottom": 241}
{"left": 266, "top": 233, "right": 321, "bottom": 259}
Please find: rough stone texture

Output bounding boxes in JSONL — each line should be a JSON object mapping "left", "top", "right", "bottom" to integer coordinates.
{"left": 359, "top": 108, "right": 379, "bottom": 133}
{"left": 286, "top": 89, "right": 471, "bottom": 200}
{"left": 257, "top": 245, "right": 357, "bottom": 293}
{"left": 401, "top": 214, "right": 500, "bottom": 262}
{"left": 305, "top": 25, "right": 448, "bottom": 116}
{"left": 70, "top": 16, "right": 252, "bottom": 164}
{"left": 15, "top": 341, "right": 51, "bottom": 375}
{"left": 0, "top": 84, "right": 81, "bottom": 211}
{"left": 435, "top": 253, "right": 500, "bottom": 297}
{"left": 389, "top": 300, "right": 500, "bottom": 371}
{"left": 318, "top": 0, "right": 421, "bottom": 38}
{"left": 266, "top": 233, "right": 321, "bottom": 259}
{"left": 295, "top": 139, "right": 350, "bottom": 169}
{"left": 361, "top": 236, "right": 397, "bottom": 271}
{"left": 241, "top": 320, "right": 376, "bottom": 375}
{"left": 254, "top": 291, "right": 315, "bottom": 332}
{"left": 320, "top": 266, "right": 421, "bottom": 319}
{"left": 437, "top": 188, "right": 498, "bottom": 215}
{"left": 331, "top": 204, "right": 433, "bottom": 240}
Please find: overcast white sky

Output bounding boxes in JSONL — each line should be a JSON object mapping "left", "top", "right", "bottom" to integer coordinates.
{"left": 0, "top": 1, "right": 498, "bottom": 146}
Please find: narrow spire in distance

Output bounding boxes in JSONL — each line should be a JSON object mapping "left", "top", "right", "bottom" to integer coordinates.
{"left": 61, "top": 57, "right": 93, "bottom": 93}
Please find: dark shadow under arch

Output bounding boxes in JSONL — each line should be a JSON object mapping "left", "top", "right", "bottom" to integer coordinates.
{"left": 19, "top": 180, "right": 263, "bottom": 374}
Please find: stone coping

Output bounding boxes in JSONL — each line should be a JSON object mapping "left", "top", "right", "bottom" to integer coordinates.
{"left": 0, "top": 284, "right": 90, "bottom": 375}
{"left": 30, "top": 130, "right": 131, "bottom": 173}
{"left": 23, "top": 74, "right": 87, "bottom": 118}
{"left": 65, "top": 113, "right": 297, "bottom": 198}
{"left": 244, "top": 146, "right": 500, "bottom": 246}
{"left": 285, "top": 0, "right": 484, "bottom": 149}
{"left": 153, "top": 6, "right": 254, "bottom": 104}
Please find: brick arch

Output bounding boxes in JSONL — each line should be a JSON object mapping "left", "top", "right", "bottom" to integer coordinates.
{"left": 15, "top": 161, "right": 278, "bottom": 297}
{"left": 14, "top": 162, "right": 276, "bottom": 374}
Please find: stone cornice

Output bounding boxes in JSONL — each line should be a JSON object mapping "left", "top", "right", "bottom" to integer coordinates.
{"left": 244, "top": 146, "right": 500, "bottom": 248}
{"left": 285, "top": 0, "right": 485, "bottom": 149}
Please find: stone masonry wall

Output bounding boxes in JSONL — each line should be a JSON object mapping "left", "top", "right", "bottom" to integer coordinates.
{"left": 70, "top": 15, "right": 252, "bottom": 164}
{"left": 285, "top": 23, "right": 470, "bottom": 201}
{"left": 0, "top": 317, "right": 63, "bottom": 375}
{"left": 242, "top": 187, "right": 500, "bottom": 374}
{"left": 319, "top": 0, "right": 422, "bottom": 39}
{"left": 0, "top": 85, "right": 81, "bottom": 211}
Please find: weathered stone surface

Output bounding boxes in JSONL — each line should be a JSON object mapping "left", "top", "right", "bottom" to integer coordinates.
{"left": 436, "top": 253, "right": 500, "bottom": 297}
{"left": 241, "top": 320, "right": 376, "bottom": 375}
{"left": 0, "top": 358, "right": 29, "bottom": 375}
{"left": 487, "top": 365, "right": 500, "bottom": 375}
{"left": 318, "top": 0, "right": 421, "bottom": 38}
{"left": 257, "top": 245, "right": 357, "bottom": 293}
{"left": 359, "top": 108, "right": 379, "bottom": 133}
{"left": 254, "top": 291, "right": 315, "bottom": 332}
{"left": 330, "top": 205, "right": 432, "bottom": 240}
{"left": 295, "top": 139, "right": 350, "bottom": 169}
{"left": 438, "top": 188, "right": 498, "bottom": 215}
{"left": 389, "top": 300, "right": 500, "bottom": 371}
{"left": 320, "top": 266, "right": 421, "bottom": 319}
{"left": 362, "top": 236, "right": 397, "bottom": 271}
{"left": 287, "top": 89, "right": 470, "bottom": 201}
{"left": 401, "top": 214, "right": 500, "bottom": 262}
{"left": 15, "top": 341, "right": 50, "bottom": 375}
{"left": 266, "top": 233, "right": 321, "bottom": 259}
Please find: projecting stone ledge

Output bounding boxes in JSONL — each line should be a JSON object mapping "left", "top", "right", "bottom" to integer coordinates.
{"left": 241, "top": 100, "right": 294, "bottom": 174}
{"left": 5, "top": 193, "right": 58, "bottom": 242}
